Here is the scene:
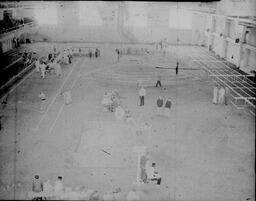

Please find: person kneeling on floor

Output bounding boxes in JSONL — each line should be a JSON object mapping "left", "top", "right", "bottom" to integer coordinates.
{"left": 146, "top": 163, "right": 162, "bottom": 185}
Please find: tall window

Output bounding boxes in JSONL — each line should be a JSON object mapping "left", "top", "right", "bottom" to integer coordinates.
{"left": 34, "top": 7, "right": 58, "bottom": 25}
{"left": 79, "top": 1, "right": 102, "bottom": 26}
{"left": 169, "top": 7, "right": 192, "bottom": 29}
{"left": 124, "top": 3, "right": 147, "bottom": 27}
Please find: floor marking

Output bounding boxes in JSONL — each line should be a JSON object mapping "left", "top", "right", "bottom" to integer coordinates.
{"left": 34, "top": 58, "right": 83, "bottom": 131}
{"left": 48, "top": 59, "right": 115, "bottom": 135}
{"left": 48, "top": 103, "right": 65, "bottom": 134}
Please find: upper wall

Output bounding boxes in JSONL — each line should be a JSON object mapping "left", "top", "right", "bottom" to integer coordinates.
{"left": 31, "top": 2, "right": 205, "bottom": 44}
{"left": 216, "top": 0, "right": 256, "bottom": 16}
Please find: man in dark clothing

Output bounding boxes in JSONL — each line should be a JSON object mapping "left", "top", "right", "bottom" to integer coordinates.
{"left": 48, "top": 53, "right": 52, "bottom": 61}
{"left": 116, "top": 49, "right": 120, "bottom": 61}
{"left": 176, "top": 62, "right": 179, "bottom": 75}
{"left": 95, "top": 49, "right": 98, "bottom": 58}
{"left": 164, "top": 98, "right": 172, "bottom": 117}
{"left": 89, "top": 50, "right": 92, "bottom": 59}
{"left": 156, "top": 96, "right": 164, "bottom": 115}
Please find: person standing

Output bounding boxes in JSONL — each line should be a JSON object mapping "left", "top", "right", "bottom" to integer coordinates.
{"left": 39, "top": 62, "right": 46, "bottom": 79}
{"left": 164, "top": 98, "right": 172, "bottom": 117}
{"left": 35, "top": 58, "right": 40, "bottom": 72}
{"left": 89, "top": 49, "right": 92, "bottom": 60}
{"left": 224, "top": 87, "right": 230, "bottom": 105}
{"left": 218, "top": 86, "right": 225, "bottom": 105}
{"left": 212, "top": 84, "right": 218, "bottom": 104}
{"left": 139, "top": 87, "right": 146, "bottom": 106}
{"left": 156, "top": 96, "right": 164, "bottom": 115}
{"left": 243, "top": 30, "right": 249, "bottom": 44}
{"left": 95, "top": 49, "right": 98, "bottom": 58}
{"left": 54, "top": 176, "right": 64, "bottom": 198}
{"left": 176, "top": 62, "right": 179, "bottom": 75}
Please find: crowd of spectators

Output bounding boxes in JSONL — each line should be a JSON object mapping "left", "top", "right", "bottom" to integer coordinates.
{"left": 0, "top": 15, "right": 34, "bottom": 34}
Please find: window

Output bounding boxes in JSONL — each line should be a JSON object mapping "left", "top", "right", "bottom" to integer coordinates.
{"left": 169, "top": 7, "right": 192, "bottom": 29}
{"left": 34, "top": 7, "right": 57, "bottom": 25}
{"left": 79, "top": 1, "right": 102, "bottom": 26}
{"left": 124, "top": 3, "right": 147, "bottom": 27}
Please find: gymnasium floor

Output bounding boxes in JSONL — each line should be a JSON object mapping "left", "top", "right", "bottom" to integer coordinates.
{"left": 0, "top": 43, "right": 254, "bottom": 200}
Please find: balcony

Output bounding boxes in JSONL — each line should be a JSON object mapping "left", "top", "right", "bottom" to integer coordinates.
{"left": 0, "top": 21, "right": 37, "bottom": 37}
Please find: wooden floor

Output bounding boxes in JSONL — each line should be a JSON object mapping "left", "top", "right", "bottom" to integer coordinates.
{"left": 0, "top": 43, "right": 254, "bottom": 200}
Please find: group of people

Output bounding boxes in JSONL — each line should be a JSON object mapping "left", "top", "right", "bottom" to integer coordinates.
{"left": 12, "top": 37, "right": 21, "bottom": 48}
{"left": 30, "top": 175, "right": 64, "bottom": 200}
{"left": 156, "top": 96, "right": 172, "bottom": 117}
{"left": 90, "top": 48, "right": 100, "bottom": 59}
{"left": 22, "top": 50, "right": 34, "bottom": 67}
{"left": 75, "top": 48, "right": 100, "bottom": 58}
{"left": 138, "top": 82, "right": 172, "bottom": 117}
{"left": 101, "top": 89, "right": 121, "bottom": 112}
{"left": 34, "top": 47, "right": 74, "bottom": 79}
{"left": 156, "top": 38, "right": 168, "bottom": 51}
{"left": 212, "top": 84, "right": 229, "bottom": 105}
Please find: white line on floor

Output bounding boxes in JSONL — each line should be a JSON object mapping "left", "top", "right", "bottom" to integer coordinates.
{"left": 34, "top": 58, "right": 82, "bottom": 131}
{"left": 48, "top": 103, "right": 65, "bottom": 134}
{"left": 48, "top": 59, "right": 114, "bottom": 134}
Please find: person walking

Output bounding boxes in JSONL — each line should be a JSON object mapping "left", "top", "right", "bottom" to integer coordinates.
{"left": 155, "top": 72, "right": 163, "bottom": 88}
{"left": 139, "top": 87, "right": 146, "bottom": 106}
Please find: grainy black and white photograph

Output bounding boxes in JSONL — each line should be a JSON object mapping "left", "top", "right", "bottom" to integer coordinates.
{"left": 0, "top": 0, "right": 255, "bottom": 200}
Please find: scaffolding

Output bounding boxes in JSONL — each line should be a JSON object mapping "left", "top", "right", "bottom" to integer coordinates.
{"left": 191, "top": 47, "right": 255, "bottom": 116}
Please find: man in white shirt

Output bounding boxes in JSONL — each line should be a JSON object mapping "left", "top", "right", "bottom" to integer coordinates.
{"left": 212, "top": 84, "right": 218, "bottom": 104}
{"left": 139, "top": 87, "right": 146, "bottom": 106}
{"left": 218, "top": 86, "right": 225, "bottom": 105}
